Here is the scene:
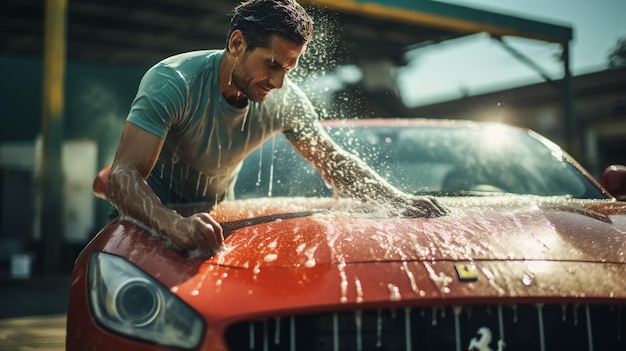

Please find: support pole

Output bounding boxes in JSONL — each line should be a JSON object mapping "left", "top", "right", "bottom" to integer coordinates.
{"left": 40, "top": 0, "right": 67, "bottom": 275}
{"left": 561, "top": 42, "right": 577, "bottom": 159}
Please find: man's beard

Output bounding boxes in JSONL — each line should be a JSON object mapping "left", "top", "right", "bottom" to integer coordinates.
{"left": 230, "top": 64, "right": 252, "bottom": 99}
{"left": 231, "top": 64, "right": 269, "bottom": 103}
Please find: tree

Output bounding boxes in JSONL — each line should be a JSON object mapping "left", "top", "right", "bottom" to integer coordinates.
{"left": 607, "top": 36, "right": 626, "bottom": 68}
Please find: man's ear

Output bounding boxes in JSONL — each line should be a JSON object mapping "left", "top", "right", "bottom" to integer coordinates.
{"left": 228, "top": 29, "right": 246, "bottom": 57}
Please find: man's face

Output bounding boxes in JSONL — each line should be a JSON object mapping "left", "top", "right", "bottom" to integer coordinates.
{"left": 232, "top": 35, "right": 305, "bottom": 102}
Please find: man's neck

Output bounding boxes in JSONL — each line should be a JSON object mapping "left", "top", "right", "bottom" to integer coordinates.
{"left": 219, "top": 51, "right": 248, "bottom": 108}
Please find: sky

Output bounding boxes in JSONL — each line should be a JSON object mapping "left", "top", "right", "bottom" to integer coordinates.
{"left": 395, "top": 0, "right": 626, "bottom": 107}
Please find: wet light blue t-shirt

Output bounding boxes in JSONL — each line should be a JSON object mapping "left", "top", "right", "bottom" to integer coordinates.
{"left": 126, "top": 49, "right": 320, "bottom": 205}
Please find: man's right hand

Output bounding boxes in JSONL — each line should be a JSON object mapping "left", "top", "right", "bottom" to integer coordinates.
{"left": 107, "top": 123, "right": 225, "bottom": 254}
{"left": 169, "top": 213, "right": 224, "bottom": 252}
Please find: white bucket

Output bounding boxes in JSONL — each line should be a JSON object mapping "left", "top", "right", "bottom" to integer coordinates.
{"left": 11, "top": 253, "right": 33, "bottom": 279}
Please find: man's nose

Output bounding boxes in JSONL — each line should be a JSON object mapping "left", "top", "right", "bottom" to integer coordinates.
{"left": 269, "top": 70, "right": 285, "bottom": 89}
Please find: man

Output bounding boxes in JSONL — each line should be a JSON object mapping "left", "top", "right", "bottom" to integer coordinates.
{"left": 107, "top": 0, "right": 447, "bottom": 253}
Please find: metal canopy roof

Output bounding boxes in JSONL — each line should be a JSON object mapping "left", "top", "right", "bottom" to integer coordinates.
{"left": 302, "top": 0, "right": 572, "bottom": 43}
{"left": 2, "top": 0, "right": 572, "bottom": 67}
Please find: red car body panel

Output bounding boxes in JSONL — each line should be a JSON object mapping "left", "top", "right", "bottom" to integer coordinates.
{"left": 67, "top": 196, "right": 626, "bottom": 350}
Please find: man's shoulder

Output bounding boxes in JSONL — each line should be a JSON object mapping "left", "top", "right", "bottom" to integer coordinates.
{"left": 160, "top": 50, "right": 221, "bottom": 64}
{"left": 149, "top": 50, "right": 222, "bottom": 77}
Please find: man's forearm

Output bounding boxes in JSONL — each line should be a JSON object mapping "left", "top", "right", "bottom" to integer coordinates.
{"left": 106, "top": 165, "right": 180, "bottom": 235}
{"left": 323, "top": 150, "right": 403, "bottom": 202}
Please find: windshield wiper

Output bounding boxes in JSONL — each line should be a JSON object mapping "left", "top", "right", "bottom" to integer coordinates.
{"left": 413, "top": 190, "right": 505, "bottom": 197}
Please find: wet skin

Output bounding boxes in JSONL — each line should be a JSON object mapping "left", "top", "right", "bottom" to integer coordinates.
{"left": 107, "top": 124, "right": 224, "bottom": 253}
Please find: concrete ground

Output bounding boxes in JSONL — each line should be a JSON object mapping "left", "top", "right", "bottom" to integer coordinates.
{"left": 0, "top": 275, "right": 71, "bottom": 350}
{"left": 0, "top": 315, "right": 66, "bottom": 350}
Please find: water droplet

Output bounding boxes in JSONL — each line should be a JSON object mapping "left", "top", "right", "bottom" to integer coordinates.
{"left": 522, "top": 274, "right": 534, "bottom": 286}
{"left": 424, "top": 262, "right": 453, "bottom": 294}
{"left": 388, "top": 284, "right": 402, "bottom": 301}
{"left": 264, "top": 253, "right": 277, "bottom": 262}
{"left": 355, "top": 277, "right": 364, "bottom": 303}
{"left": 402, "top": 262, "right": 424, "bottom": 296}
{"left": 253, "top": 263, "right": 261, "bottom": 275}
{"left": 339, "top": 270, "right": 349, "bottom": 303}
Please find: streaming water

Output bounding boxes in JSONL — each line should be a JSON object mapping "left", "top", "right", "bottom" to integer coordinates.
{"left": 268, "top": 136, "right": 276, "bottom": 196}
{"left": 354, "top": 276, "right": 364, "bottom": 303}
{"left": 256, "top": 143, "right": 264, "bottom": 187}
{"left": 249, "top": 321, "right": 255, "bottom": 349}
{"left": 537, "top": 303, "right": 546, "bottom": 351}
{"left": 481, "top": 266, "right": 506, "bottom": 295}
{"left": 388, "top": 284, "right": 402, "bottom": 301}
{"left": 423, "top": 261, "right": 452, "bottom": 295}
{"left": 354, "top": 310, "right": 363, "bottom": 351}
{"left": 453, "top": 306, "right": 462, "bottom": 351}
{"left": 376, "top": 309, "right": 383, "bottom": 347}
{"left": 303, "top": 243, "right": 318, "bottom": 268}
{"left": 401, "top": 261, "right": 424, "bottom": 296}
{"left": 274, "top": 317, "right": 281, "bottom": 345}
{"left": 207, "top": 113, "right": 217, "bottom": 165}
{"left": 216, "top": 134, "right": 223, "bottom": 169}
{"left": 585, "top": 305, "right": 595, "bottom": 351}
{"left": 339, "top": 267, "right": 349, "bottom": 303}
{"left": 404, "top": 308, "right": 412, "bottom": 351}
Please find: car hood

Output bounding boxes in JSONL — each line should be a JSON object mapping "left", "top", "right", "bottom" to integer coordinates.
{"left": 209, "top": 196, "right": 626, "bottom": 268}
{"left": 91, "top": 195, "right": 626, "bottom": 328}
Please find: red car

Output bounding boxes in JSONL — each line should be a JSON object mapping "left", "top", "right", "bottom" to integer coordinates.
{"left": 67, "top": 119, "right": 626, "bottom": 350}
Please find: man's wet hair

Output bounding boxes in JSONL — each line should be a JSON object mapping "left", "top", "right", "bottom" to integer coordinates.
{"left": 226, "top": 0, "right": 314, "bottom": 51}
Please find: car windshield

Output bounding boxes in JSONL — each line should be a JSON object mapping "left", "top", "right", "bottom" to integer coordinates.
{"left": 235, "top": 123, "right": 606, "bottom": 200}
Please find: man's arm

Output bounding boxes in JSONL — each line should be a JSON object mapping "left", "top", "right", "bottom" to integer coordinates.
{"left": 289, "top": 128, "right": 448, "bottom": 217}
{"left": 107, "top": 122, "right": 223, "bottom": 252}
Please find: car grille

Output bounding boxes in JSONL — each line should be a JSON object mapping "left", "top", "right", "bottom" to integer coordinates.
{"left": 224, "top": 304, "right": 624, "bottom": 351}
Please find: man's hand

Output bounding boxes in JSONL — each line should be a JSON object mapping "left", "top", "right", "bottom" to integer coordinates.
{"left": 168, "top": 213, "right": 224, "bottom": 252}
{"left": 396, "top": 195, "right": 449, "bottom": 218}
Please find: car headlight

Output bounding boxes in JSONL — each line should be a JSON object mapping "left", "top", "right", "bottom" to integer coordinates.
{"left": 88, "top": 251, "right": 204, "bottom": 349}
